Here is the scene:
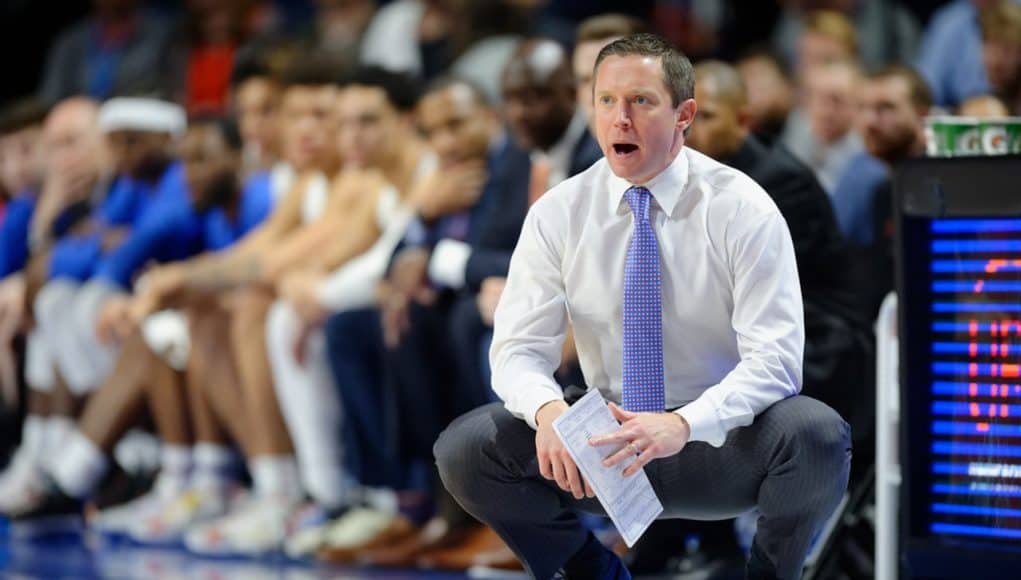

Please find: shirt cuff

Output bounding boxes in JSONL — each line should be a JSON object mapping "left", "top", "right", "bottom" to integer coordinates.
{"left": 676, "top": 396, "right": 726, "bottom": 448}
{"left": 428, "top": 239, "right": 471, "bottom": 289}
{"left": 511, "top": 373, "right": 565, "bottom": 431}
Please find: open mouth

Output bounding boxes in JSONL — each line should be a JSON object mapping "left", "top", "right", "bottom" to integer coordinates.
{"left": 612, "top": 143, "right": 639, "bottom": 156}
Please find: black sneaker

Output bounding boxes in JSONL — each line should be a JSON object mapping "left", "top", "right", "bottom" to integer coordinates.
{"left": 9, "top": 484, "right": 84, "bottom": 539}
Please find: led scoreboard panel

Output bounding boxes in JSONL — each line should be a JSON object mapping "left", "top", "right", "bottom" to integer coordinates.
{"left": 899, "top": 157, "right": 1021, "bottom": 576}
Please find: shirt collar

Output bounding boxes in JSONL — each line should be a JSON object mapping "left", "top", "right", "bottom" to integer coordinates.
{"left": 606, "top": 147, "right": 690, "bottom": 218}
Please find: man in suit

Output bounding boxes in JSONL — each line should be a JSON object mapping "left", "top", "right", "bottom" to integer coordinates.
{"left": 469, "top": 38, "right": 604, "bottom": 397}
{"left": 619, "top": 60, "right": 869, "bottom": 576}
{"left": 321, "top": 40, "right": 603, "bottom": 569}
{"left": 435, "top": 34, "right": 850, "bottom": 580}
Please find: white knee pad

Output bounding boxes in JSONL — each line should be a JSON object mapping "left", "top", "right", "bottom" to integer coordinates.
{"left": 141, "top": 310, "right": 191, "bottom": 371}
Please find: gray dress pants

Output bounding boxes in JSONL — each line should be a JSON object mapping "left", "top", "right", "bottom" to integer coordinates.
{"left": 435, "top": 395, "right": 851, "bottom": 580}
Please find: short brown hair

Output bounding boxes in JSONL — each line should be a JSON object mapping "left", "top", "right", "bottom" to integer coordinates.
{"left": 803, "top": 10, "right": 858, "bottom": 56}
{"left": 595, "top": 33, "right": 694, "bottom": 107}
{"left": 576, "top": 13, "right": 647, "bottom": 45}
{"left": 869, "top": 65, "right": 933, "bottom": 111}
{"left": 979, "top": 0, "right": 1021, "bottom": 45}
{"left": 0, "top": 98, "right": 48, "bottom": 136}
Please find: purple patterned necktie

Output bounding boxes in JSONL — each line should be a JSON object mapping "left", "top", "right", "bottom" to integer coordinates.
{"left": 622, "top": 186, "right": 666, "bottom": 413}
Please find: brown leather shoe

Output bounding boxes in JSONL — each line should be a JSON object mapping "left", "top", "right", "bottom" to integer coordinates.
{"left": 417, "top": 525, "right": 523, "bottom": 571}
{"left": 357, "top": 517, "right": 459, "bottom": 567}
{"left": 316, "top": 513, "right": 416, "bottom": 563}
{"left": 469, "top": 543, "right": 524, "bottom": 571}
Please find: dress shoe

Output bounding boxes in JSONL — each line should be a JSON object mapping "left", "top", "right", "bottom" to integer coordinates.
{"left": 317, "top": 508, "right": 415, "bottom": 563}
{"left": 417, "top": 525, "right": 521, "bottom": 571}
{"left": 469, "top": 543, "right": 523, "bottom": 571}
{"left": 357, "top": 516, "right": 458, "bottom": 567}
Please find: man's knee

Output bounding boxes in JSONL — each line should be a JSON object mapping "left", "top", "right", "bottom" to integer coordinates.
{"left": 773, "top": 396, "right": 852, "bottom": 472}
{"left": 434, "top": 402, "right": 509, "bottom": 495}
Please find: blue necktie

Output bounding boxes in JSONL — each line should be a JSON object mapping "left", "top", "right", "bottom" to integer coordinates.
{"left": 622, "top": 186, "right": 665, "bottom": 413}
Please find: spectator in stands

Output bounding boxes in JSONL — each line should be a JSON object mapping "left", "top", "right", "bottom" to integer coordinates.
{"left": 772, "top": 0, "right": 919, "bottom": 73}
{"left": 0, "top": 99, "right": 47, "bottom": 221}
{"left": 175, "top": 0, "right": 248, "bottom": 114}
{"left": 360, "top": 0, "right": 460, "bottom": 80}
{"left": 736, "top": 50, "right": 795, "bottom": 145}
{"left": 979, "top": 0, "right": 1021, "bottom": 112}
{"left": 39, "top": 0, "right": 177, "bottom": 104}
{"left": 793, "top": 10, "right": 858, "bottom": 81}
{"left": 0, "top": 98, "right": 112, "bottom": 515}
{"left": 782, "top": 59, "right": 864, "bottom": 193}
{"left": 128, "top": 63, "right": 342, "bottom": 556}
{"left": 958, "top": 93, "right": 1011, "bottom": 116}
{"left": 29, "top": 96, "right": 191, "bottom": 416}
{"left": 0, "top": 98, "right": 48, "bottom": 457}
{"left": 834, "top": 65, "right": 931, "bottom": 321}
{"left": 917, "top": 0, "right": 1015, "bottom": 109}
{"left": 3, "top": 118, "right": 274, "bottom": 539}
{"left": 254, "top": 67, "right": 437, "bottom": 558}
{"left": 230, "top": 51, "right": 283, "bottom": 177}
{"left": 314, "top": 78, "right": 524, "bottom": 570}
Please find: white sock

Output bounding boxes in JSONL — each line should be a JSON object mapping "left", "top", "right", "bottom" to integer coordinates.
{"left": 251, "top": 455, "right": 302, "bottom": 501}
{"left": 21, "top": 415, "right": 46, "bottom": 457}
{"left": 44, "top": 415, "right": 75, "bottom": 455}
{"left": 50, "top": 428, "right": 109, "bottom": 499}
{"left": 153, "top": 444, "right": 192, "bottom": 497}
{"left": 191, "top": 443, "right": 234, "bottom": 494}
{"left": 113, "top": 429, "right": 162, "bottom": 475}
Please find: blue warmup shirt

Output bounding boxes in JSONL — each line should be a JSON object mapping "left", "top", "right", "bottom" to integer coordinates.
{"left": 49, "top": 163, "right": 187, "bottom": 284}
{"left": 201, "top": 170, "right": 274, "bottom": 251}
{"left": 0, "top": 190, "right": 37, "bottom": 278}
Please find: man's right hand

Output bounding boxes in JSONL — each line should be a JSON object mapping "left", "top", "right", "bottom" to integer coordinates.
{"left": 415, "top": 161, "right": 488, "bottom": 221}
{"left": 131, "top": 265, "right": 186, "bottom": 322}
{"left": 535, "top": 400, "right": 595, "bottom": 500}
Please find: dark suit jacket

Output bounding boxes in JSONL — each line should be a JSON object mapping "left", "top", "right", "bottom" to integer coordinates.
{"left": 464, "top": 129, "right": 603, "bottom": 291}
{"left": 723, "top": 136, "right": 871, "bottom": 440}
{"left": 723, "top": 135, "right": 857, "bottom": 322}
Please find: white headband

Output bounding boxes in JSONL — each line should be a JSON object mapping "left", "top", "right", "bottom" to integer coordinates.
{"left": 98, "top": 97, "right": 186, "bottom": 136}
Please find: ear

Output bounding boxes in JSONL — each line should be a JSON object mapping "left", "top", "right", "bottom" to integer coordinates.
{"left": 676, "top": 98, "right": 698, "bottom": 134}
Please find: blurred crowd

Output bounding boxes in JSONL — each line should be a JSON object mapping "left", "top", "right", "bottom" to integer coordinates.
{"left": 0, "top": 0, "right": 1019, "bottom": 576}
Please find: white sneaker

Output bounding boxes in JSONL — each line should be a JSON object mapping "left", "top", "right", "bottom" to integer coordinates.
{"left": 129, "top": 487, "right": 229, "bottom": 544}
{"left": 321, "top": 506, "right": 398, "bottom": 550}
{"left": 282, "top": 503, "right": 332, "bottom": 558}
{"left": 91, "top": 484, "right": 179, "bottom": 536}
{"left": 183, "top": 494, "right": 299, "bottom": 556}
{"left": 0, "top": 460, "right": 46, "bottom": 515}
{"left": 0, "top": 450, "right": 42, "bottom": 513}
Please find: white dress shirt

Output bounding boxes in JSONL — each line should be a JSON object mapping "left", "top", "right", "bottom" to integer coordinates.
{"left": 490, "top": 147, "right": 804, "bottom": 447}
